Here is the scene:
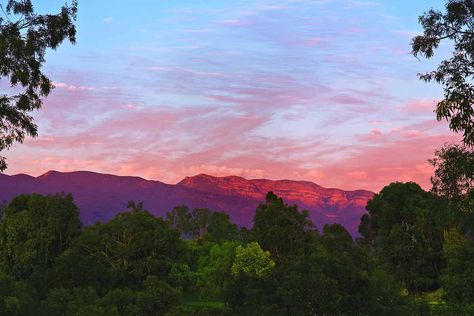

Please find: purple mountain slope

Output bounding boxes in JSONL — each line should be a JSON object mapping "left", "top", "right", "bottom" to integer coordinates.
{"left": 0, "top": 171, "right": 374, "bottom": 235}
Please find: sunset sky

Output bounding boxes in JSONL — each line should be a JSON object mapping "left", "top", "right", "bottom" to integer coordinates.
{"left": 4, "top": 0, "right": 461, "bottom": 191}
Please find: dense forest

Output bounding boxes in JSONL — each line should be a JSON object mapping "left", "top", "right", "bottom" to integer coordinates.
{"left": 0, "top": 145, "right": 473, "bottom": 316}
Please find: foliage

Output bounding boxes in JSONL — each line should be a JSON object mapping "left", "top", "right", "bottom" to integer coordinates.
{"left": 441, "top": 228, "right": 474, "bottom": 304}
{"left": 1, "top": 189, "right": 472, "bottom": 314}
{"left": 252, "top": 191, "right": 315, "bottom": 264}
{"left": 0, "top": 193, "right": 81, "bottom": 281}
{"left": 0, "top": 0, "right": 78, "bottom": 171}
{"left": 224, "top": 274, "right": 281, "bottom": 316}
{"left": 195, "top": 241, "right": 238, "bottom": 298}
{"left": 165, "top": 304, "right": 225, "bottom": 316}
{"left": 205, "top": 212, "right": 238, "bottom": 243}
{"left": 359, "top": 182, "right": 448, "bottom": 294}
{"left": 167, "top": 205, "right": 194, "bottom": 238}
{"left": 430, "top": 144, "right": 474, "bottom": 215}
{"left": 41, "top": 277, "right": 180, "bottom": 316}
{"left": 412, "top": 0, "right": 474, "bottom": 145}
{"left": 0, "top": 272, "right": 38, "bottom": 316}
{"left": 231, "top": 242, "right": 274, "bottom": 278}
{"left": 49, "top": 208, "right": 184, "bottom": 291}
{"left": 278, "top": 224, "right": 409, "bottom": 315}
{"left": 167, "top": 206, "right": 237, "bottom": 242}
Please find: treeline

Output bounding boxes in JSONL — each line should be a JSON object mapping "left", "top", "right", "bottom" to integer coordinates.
{"left": 0, "top": 192, "right": 406, "bottom": 316}
{"left": 0, "top": 146, "right": 473, "bottom": 316}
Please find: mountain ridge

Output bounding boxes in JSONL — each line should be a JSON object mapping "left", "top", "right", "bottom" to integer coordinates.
{"left": 0, "top": 170, "right": 374, "bottom": 235}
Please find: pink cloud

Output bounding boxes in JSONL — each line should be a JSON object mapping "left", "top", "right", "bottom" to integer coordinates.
{"left": 347, "top": 171, "right": 368, "bottom": 180}
{"left": 2, "top": 0, "right": 462, "bottom": 196}
{"left": 370, "top": 128, "right": 383, "bottom": 136}
{"left": 400, "top": 99, "right": 437, "bottom": 115}
{"left": 317, "top": 133, "right": 461, "bottom": 191}
{"left": 403, "top": 130, "right": 422, "bottom": 137}
{"left": 331, "top": 94, "right": 366, "bottom": 105}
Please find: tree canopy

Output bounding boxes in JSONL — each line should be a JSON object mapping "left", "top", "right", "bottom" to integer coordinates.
{"left": 412, "top": 0, "right": 474, "bottom": 146}
{"left": 231, "top": 242, "right": 274, "bottom": 279}
{"left": 0, "top": 0, "right": 77, "bottom": 171}
{"left": 430, "top": 144, "right": 474, "bottom": 215}
{"left": 0, "top": 190, "right": 471, "bottom": 314}
{"left": 252, "top": 192, "right": 315, "bottom": 264}
{"left": 359, "top": 182, "right": 448, "bottom": 294}
{"left": 0, "top": 193, "right": 81, "bottom": 281}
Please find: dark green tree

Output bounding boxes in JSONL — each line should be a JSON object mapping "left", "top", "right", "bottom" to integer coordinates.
{"left": 192, "top": 208, "right": 212, "bottom": 240}
{"left": 359, "top": 182, "right": 448, "bottom": 295}
{"left": 430, "top": 144, "right": 474, "bottom": 215}
{"left": 205, "top": 212, "right": 238, "bottom": 243}
{"left": 50, "top": 209, "right": 184, "bottom": 290}
{"left": 167, "top": 206, "right": 237, "bottom": 243}
{"left": 0, "top": 272, "right": 38, "bottom": 316}
{"left": 440, "top": 227, "right": 474, "bottom": 304}
{"left": 42, "top": 278, "right": 180, "bottom": 316}
{"left": 41, "top": 287, "right": 104, "bottom": 316}
{"left": 224, "top": 275, "right": 281, "bottom": 316}
{"left": 412, "top": 0, "right": 474, "bottom": 145}
{"left": 278, "top": 224, "right": 408, "bottom": 316}
{"left": 133, "top": 275, "right": 180, "bottom": 315}
{"left": 225, "top": 251, "right": 281, "bottom": 316}
{"left": 194, "top": 241, "right": 238, "bottom": 298}
{"left": 166, "top": 205, "right": 193, "bottom": 238}
{"left": 0, "top": 193, "right": 81, "bottom": 280}
{"left": 252, "top": 192, "right": 315, "bottom": 264}
{"left": 0, "top": 0, "right": 78, "bottom": 171}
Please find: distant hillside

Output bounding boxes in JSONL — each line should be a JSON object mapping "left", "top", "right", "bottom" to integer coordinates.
{"left": 0, "top": 171, "right": 374, "bottom": 235}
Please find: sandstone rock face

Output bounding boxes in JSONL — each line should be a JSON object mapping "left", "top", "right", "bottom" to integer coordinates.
{"left": 0, "top": 171, "right": 374, "bottom": 235}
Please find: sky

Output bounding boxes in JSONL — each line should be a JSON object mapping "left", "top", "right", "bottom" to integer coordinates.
{"left": 3, "top": 0, "right": 462, "bottom": 191}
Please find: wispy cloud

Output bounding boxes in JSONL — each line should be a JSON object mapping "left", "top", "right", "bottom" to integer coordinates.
{"left": 4, "top": 0, "right": 455, "bottom": 192}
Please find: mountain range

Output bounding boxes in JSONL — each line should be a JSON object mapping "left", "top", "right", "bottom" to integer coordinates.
{"left": 0, "top": 170, "right": 374, "bottom": 235}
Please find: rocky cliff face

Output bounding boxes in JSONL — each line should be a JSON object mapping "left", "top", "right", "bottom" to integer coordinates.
{"left": 0, "top": 171, "right": 374, "bottom": 235}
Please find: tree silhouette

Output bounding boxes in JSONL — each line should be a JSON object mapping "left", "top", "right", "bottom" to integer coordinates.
{"left": 0, "top": 0, "right": 78, "bottom": 171}
{"left": 412, "top": 0, "right": 474, "bottom": 146}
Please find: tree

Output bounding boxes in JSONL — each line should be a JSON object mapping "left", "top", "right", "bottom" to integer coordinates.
{"left": 167, "top": 206, "right": 237, "bottom": 242}
{"left": 193, "top": 241, "right": 237, "bottom": 298}
{"left": 134, "top": 275, "right": 180, "bottom": 315}
{"left": 0, "top": 0, "right": 78, "bottom": 171}
{"left": 278, "top": 224, "right": 409, "bottom": 316}
{"left": 430, "top": 144, "right": 474, "bottom": 214}
{"left": 166, "top": 206, "right": 193, "bottom": 239}
{"left": 192, "top": 208, "right": 212, "bottom": 240}
{"left": 202, "top": 211, "right": 237, "bottom": 243}
{"left": 225, "top": 241, "right": 279, "bottom": 315}
{"left": 412, "top": 0, "right": 474, "bottom": 145}
{"left": 50, "top": 209, "right": 184, "bottom": 290}
{"left": 42, "top": 277, "right": 180, "bottom": 316}
{"left": 252, "top": 192, "right": 315, "bottom": 264}
{"left": 41, "top": 287, "right": 105, "bottom": 316}
{"left": 441, "top": 227, "right": 474, "bottom": 304}
{"left": 0, "top": 272, "right": 38, "bottom": 316}
{"left": 359, "top": 182, "right": 448, "bottom": 294}
{"left": 0, "top": 193, "right": 81, "bottom": 281}
{"left": 231, "top": 242, "right": 275, "bottom": 279}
